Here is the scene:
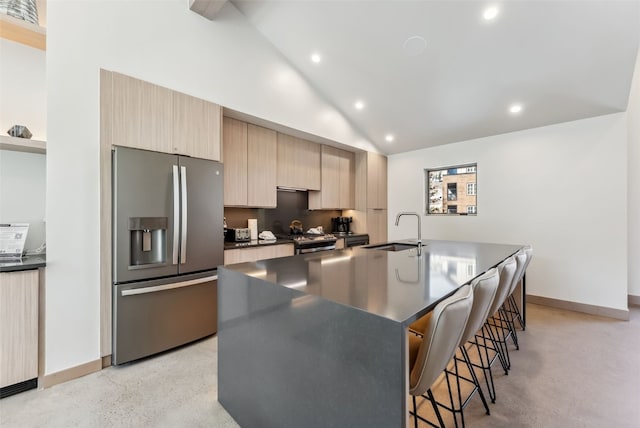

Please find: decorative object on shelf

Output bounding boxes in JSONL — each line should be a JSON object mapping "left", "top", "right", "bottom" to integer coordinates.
{"left": 7, "top": 125, "right": 32, "bottom": 139}
{"left": 0, "top": 0, "right": 39, "bottom": 24}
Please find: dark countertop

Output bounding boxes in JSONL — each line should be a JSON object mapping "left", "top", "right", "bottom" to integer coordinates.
{"left": 224, "top": 238, "right": 294, "bottom": 250}
{"left": 224, "top": 233, "right": 369, "bottom": 250}
{"left": 0, "top": 255, "right": 46, "bottom": 272}
{"left": 221, "top": 239, "right": 522, "bottom": 324}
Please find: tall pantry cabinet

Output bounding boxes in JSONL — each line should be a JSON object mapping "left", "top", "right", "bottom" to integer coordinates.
{"left": 350, "top": 152, "right": 388, "bottom": 244}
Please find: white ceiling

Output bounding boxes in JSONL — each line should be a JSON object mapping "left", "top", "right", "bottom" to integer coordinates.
{"left": 230, "top": 0, "right": 640, "bottom": 155}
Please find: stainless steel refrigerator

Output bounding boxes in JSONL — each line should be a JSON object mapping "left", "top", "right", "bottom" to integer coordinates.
{"left": 112, "top": 146, "right": 223, "bottom": 365}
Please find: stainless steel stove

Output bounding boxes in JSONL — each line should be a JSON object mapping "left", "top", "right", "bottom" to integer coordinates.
{"left": 281, "top": 233, "right": 338, "bottom": 254}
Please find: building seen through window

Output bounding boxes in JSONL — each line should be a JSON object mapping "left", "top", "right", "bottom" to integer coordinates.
{"left": 426, "top": 164, "right": 477, "bottom": 215}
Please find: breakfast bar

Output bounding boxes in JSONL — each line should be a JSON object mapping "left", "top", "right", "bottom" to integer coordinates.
{"left": 217, "top": 240, "right": 522, "bottom": 427}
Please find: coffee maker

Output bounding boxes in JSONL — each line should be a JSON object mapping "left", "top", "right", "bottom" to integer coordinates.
{"left": 331, "top": 216, "right": 352, "bottom": 234}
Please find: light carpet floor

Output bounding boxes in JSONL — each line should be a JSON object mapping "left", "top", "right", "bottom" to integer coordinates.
{"left": 1, "top": 303, "right": 638, "bottom": 427}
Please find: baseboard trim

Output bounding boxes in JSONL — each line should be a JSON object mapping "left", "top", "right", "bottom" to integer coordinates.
{"left": 102, "top": 355, "right": 112, "bottom": 368}
{"left": 528, "top": 294, "right": 629, "bottom": 321}
{"left": 629, "top": 294, "right": 640, "bottom": 307}
{"left": 39, "top": 359, "right": 102, "bottom": 389}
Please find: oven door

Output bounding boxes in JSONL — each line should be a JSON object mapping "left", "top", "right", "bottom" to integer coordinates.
{"left": 296, "top": 242, "right": 337, "bottom": 254}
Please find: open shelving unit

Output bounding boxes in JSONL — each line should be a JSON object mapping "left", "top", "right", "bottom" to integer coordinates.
{"left": 0, "top": 12, "right": 46, "bottom": 51}
{"left": 0, "top": 134, "right": 46, "bottom": 154}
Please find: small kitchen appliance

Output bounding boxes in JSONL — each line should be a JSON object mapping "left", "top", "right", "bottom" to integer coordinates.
{"left": 225, "top": 227, "right": 251, "bottom": 242}
{"left": 331, "top": 216, "right": 352, "bottom": 234}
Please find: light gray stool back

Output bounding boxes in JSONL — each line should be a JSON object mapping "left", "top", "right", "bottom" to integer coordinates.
{"left": 459, "top": 268, "right": 500, "bottom": 346}
{"left": 410, "top": 284, "right": 474, "bottom": 396}
{"left": 488, "top": 256, "right": 517, "bottom": 317}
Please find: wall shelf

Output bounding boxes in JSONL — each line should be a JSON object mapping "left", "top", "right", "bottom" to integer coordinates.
{"left": 0, "top": 13, "right": 46, "bottom": 51}
{"left": 0, "top": 135, "right": 46, "bottom": 154}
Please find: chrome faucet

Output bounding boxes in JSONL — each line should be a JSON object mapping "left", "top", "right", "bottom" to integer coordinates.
{"left": 395, "top": 212, "right": 422, "bottom": 256}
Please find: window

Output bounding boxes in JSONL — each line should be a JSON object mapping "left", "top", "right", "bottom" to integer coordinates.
{"left": 467, "top": 183, "right": 476, "bottom": 196}
{"left": 447, "top": 183, "right": 457, "bottom": 201}
{"left": 425, "top": 163, "right": 477, "bottom": 215}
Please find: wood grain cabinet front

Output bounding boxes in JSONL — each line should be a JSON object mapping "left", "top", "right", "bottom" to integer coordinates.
{"left": 111, "top": 72, "right": 173, "bottom": 154}
{"left": 0, "top": 270, "right": 39, "bottom": 389}
{"left": 223, "top": 117, "right": 277, "bottom": 207}
{"left": 276, "top": 133, "right": 321, "bottom": 191}
{"left": 224, "top": 244, "right": 294, "bottom": 265}
{"left": 309, "top": 145, "right": 355, "bottom": 209}
{"left": 172, "top": 92, "right": 221, "bottom": 161}
{"left": 108, "top": 71, "right": 222, "bottom": 160}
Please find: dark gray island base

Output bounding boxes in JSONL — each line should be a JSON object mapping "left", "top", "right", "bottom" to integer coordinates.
{"left": 218, "top": 240, "right": 522, "bottom": 428}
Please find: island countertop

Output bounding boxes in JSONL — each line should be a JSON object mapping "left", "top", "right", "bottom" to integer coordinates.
{"left": 218, "top": 239, "right": 524, "bottom": 428}
{"left": 223, "top": 239, "right": 522, "bottom": 325}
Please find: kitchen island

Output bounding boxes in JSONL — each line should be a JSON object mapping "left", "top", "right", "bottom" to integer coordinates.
{"left": 217, "top": 240, "right": 522, "bottom": 428}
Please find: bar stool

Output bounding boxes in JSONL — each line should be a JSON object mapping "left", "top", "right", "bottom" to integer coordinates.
{"left": 439, "top": 268, "right": 500, "bottom": 428}
{"left": 504, "top": 245, "right": 533, "bottom": 331}
{"left": 408, "top": 285, "right": 474, "bottom": 428}
{"left": 472, "top": 255, "right": 517, "bottom": 403}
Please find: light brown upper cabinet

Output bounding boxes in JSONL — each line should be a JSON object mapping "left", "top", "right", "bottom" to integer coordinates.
{"left": 356, "top": 151, "right": 387, "bottom": 209}
{"left": 111, "top": 72, "right": 173, "bottom": 153}
{"left": 309, "top": 145, "right": 355, "bottom": 209}
{"left": 223, "top": 117, "right": 277, "bottom": 207}
{"left": 108, "top": 71, "right": 221, "bottom": 160}
{"left": 223, "top": 117, "right": 248, "bottom": 206}
{"left": 277, "top": 133, "right": 321, "bottom": 191}
{"left": 172, "top": 92, "right": 221, "bottom": 161}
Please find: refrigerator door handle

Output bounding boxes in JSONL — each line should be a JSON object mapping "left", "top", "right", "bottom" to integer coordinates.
{"left": 180, "top": 165, "right": 188, "bottom": 264}
{"left": 120, "top": 275, "right": 218, "bottom": 296}
{"left": 172, "top": 165, "right": 180, "bottom": 265}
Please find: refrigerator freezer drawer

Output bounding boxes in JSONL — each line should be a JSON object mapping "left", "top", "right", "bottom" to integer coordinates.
{"left": 112, "top": 274, "right": 217, "bottom": 365}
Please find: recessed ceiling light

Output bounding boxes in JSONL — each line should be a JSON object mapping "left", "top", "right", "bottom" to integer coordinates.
{"left": 483, "top": 6, "right": 499, "bottom": 20}
{"left": 403, "top": 35, "right": 427, "bottom": 56}
{"left": 354, "top": 100, "right": 365, "bottom": 110}
{"left": 509, "top": 104, "right": 523, "bottom": 114}
{"left": 385, "top": 134, "right": 395, "bottom": 143}
{"left": 310, "top": 52, "right": 322, "bottom": 63}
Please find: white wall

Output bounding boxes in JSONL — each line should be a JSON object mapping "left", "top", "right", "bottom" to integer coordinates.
{"left": 388, "top": 113, "right": 628, "bottom": 312}
{"left": 0, "top": 150, "right": 46, "bottom": 251}
{"left": 628, "top": 49, "right": 640, "bottom": 299}
{"left": 0, "top": 38, "right": 47, "bottom": 252}
{"left": 46, "top": 1, "right": 371, "bottom": 374}
{"left": 0, "top": 39, "right": 46, "bottom": 140}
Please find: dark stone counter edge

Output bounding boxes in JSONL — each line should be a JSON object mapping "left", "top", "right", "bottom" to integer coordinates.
{"left": 223, "top": 234, "right": 368, "bottom": 250}
{"left": 224, "top": 239, "right": 294, "bottom": 250}
{"left": 0, "top": 256, "right": 46, "bottom": 272}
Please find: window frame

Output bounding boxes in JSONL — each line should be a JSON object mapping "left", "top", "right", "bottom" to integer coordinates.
{"left": 425, "top": 163, "right": 477, "bottom": 216}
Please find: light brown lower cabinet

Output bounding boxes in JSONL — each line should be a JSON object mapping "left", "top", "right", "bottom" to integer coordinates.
{"left": 367, "top": 209, "right": 388, "bottom": 244}
{"left": 0, "top": 270, "right": 39, "bottom": 388}
{"left": 224, "top": 244, "right": 295, "bottom": 265}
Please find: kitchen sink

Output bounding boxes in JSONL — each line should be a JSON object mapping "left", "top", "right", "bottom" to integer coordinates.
{"left": 365, "top": 243, "right": 418, "bottom": 252}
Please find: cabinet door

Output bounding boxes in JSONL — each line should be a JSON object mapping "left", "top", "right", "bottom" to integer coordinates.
{"left": 339, "top": 150, "right": 355, "bottom": 209}
{"left": 224, "top": 244, "right": 294, "bottom": 264}
{"left": 310, "top": 145, "right": 354, "bottom": 209}
{"left": 173, "top": 92, "right": 221, "bottom": 161}
{"left": 367, "top": 209, "right": 388, "bottom": 244}
{"left": 223, "top": 117, "right": 248, "bottom": 206}
{"left": 367, "top": 153, "right": 387, "bottom": 209}
{"left": 247, "top": 124, "right": 277, "bottom": 207}
{"left": 319, "top": 146, "right": 341, "bottom": 208}
{"left": 0, "top": 270, "right": 38, "bottom": 387}
{"left": 112, "top": 72, "right": 172, "bottom": 153}
{"left": 277, "top": 133, "right": 321, "bottom": 190}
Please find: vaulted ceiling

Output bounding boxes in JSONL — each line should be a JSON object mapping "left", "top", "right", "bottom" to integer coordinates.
{"left": 228, "top": 0, "right": 639, "bottom": 155}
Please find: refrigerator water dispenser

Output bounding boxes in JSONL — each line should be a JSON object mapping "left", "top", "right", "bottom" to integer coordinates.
{"left": 129, "top": 217, "right": 167, "bottom": 268}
